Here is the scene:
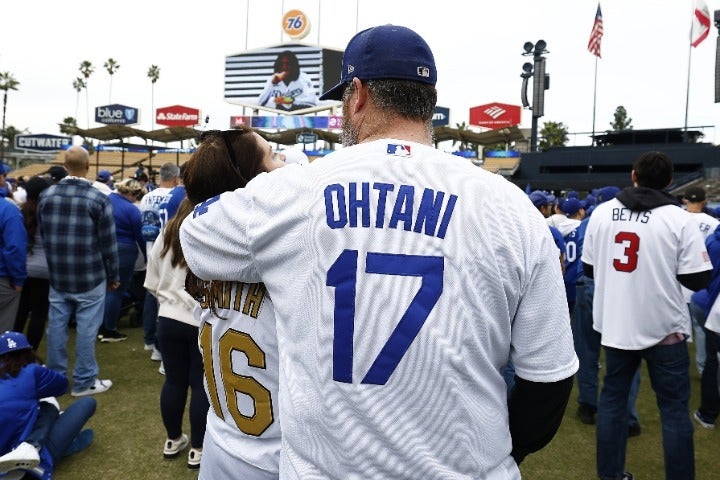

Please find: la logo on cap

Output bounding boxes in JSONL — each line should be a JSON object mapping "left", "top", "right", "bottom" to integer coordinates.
{"left": 6, "top": 338, "right": 17, "bottom": 349}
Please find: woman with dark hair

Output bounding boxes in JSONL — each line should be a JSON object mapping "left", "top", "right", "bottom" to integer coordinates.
{"left": 179, "top": 126, "right": 286, "bottom": 479}
{"left": 0, "top": 331, "right": 95, "bottom": 479}
{"left": 14, "top": 177, "right": 52, "bottom": 351}
{"left": 257, "top": 50, "right": 317, "bottom": 111}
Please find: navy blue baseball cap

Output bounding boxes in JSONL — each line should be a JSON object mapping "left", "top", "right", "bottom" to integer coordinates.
{"left": 319, "top": 24, "right": 437, "bottom": 101}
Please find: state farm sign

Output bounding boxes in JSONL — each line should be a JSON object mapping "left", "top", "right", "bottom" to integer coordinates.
{"left": 156, "top": 105, "right": 200, "bottom": 127}
{"left": 469, "top": 102, "right": 521, "bottom": 128}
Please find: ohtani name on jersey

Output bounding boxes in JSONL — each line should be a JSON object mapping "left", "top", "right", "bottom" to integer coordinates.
{"left": 323, "top": 182, "right": 458, "bottom": 239}
{"left": 612, "top": 208, "right": 651, "bottom": 224}
{"left": 195, "top": 280, "right": 266, "bottom": 319}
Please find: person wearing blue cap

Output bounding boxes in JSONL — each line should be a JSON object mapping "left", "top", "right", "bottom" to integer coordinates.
{"left": 180, "top": 24, "right": 577, "bottom": 478}
{"left": 91, "top": 170, "right": 113, "bottom": 195}
{"left": 0, "top": 331, "right": 96, "bottom": 479}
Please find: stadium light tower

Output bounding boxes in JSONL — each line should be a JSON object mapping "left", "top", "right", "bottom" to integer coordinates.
{"left": 520, "top": 40, "right": 550, "bottom": 152}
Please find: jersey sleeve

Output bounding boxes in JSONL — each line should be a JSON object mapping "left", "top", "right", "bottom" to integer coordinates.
{"left": 511, "top": 219, "right": 579, "bottom": 382}
{"left": 678, "top": 214, "right": 713, "bottom": 275}
{"left": 180, "top": 189, "right": 261, "bottom": 283}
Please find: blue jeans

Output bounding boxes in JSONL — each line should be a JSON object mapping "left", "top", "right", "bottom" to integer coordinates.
{"left": 573, "top": 279, "right": 640, "bottom": 425}
{"left": 597, "top": 342, "right": 694, "bottom": 480}
{"left": 46, "top": 397, "right": 96, "bottom": 461}
{"left": 102, "top": 242, "right": 138, "bottom": 331}
{"left": 47, "top": 281, "right": 106, "bottom": 391}
{"left": 689, "top": 300, "right": 707, "bottom": 374}
{"left": 142, "top": 290, "right": 159, "bottom": 346}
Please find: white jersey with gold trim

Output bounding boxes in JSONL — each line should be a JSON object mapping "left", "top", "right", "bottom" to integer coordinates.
{"left": 181, "top": 139, "right": 578, "bottom": 479}
{"left": 195, "top": 280, "right": 280, "bottom": 480}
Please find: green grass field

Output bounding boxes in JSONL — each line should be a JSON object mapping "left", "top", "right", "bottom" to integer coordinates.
{"left": 44, "top": 320, "right": 717, "bottom": 480}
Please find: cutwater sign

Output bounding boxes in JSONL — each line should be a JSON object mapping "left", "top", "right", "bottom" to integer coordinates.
{"left": 95, "top": 104, "right": 139, "bottom": 125}
{"left": 15, "top": 134, "right": 72, "bottom": 152}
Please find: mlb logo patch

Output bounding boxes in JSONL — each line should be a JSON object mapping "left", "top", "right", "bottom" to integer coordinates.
{"left": 417, "top": 66, "right": 430, "bottom": 78}
{"left": 387, "top": 144, "right": 412, "bottom": 156}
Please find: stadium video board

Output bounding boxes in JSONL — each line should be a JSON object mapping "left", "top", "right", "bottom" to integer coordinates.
{"left": 224, "top": 43, "right": 343, "bottom": 115}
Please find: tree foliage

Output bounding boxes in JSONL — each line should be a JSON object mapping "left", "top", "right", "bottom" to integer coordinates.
{"left": 539, "top": 121, "right": 569, "bottom": 151}
{"left": 610, "top": 105, "right": 632, "bottom": 131}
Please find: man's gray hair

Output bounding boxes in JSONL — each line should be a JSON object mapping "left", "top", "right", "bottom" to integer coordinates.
{"left": 159, "top": 162, "right": 180, "bottom": 182}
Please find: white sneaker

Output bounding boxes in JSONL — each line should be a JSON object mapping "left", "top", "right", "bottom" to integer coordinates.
{"left": 158, "top": 362, "right": 165, "bottom": 375}
{"left": 144, "top": 343, "right": 154, "bottom": 351}
{"left": 163, "top": 433, "right": 188, "bottom": 458}
{"left": 71, "top": 379, "right": 113, "bottom": 397}
{"left": 187, "top": 447, "right": 202, "bottom": 469}
{"left": 0, "top": 442, "right": 40, "bottom": 473}
{"left": 150, "top": 347, "right": 162, "bottom": 362}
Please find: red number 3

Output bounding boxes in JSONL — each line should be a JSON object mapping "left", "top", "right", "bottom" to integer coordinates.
{"left": 613, "top": 231, "right": 640, "bottom": 272}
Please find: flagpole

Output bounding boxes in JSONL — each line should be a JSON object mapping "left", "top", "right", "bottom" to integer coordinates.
{"left": 684, "top": 39, "right": 692, "bottom": 143}
{"left": 591, "top": 56, "right": 598, "bottom": 146}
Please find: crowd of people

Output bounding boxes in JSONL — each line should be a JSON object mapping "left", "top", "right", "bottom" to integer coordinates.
{"left": 0, "top": 23, "right": 719, "bottom": 480}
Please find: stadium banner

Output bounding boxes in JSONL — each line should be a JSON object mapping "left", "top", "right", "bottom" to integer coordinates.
{"left": 15, "top": 134, "right": 73, "bottom": 152}
{"left": 230, "top": 115, "right": 343, "bottom": 129}
{"left": 469, "top": 102, "right": 521, "bottom": 128}
{"left": 224, "top": 43, "right": 343, "bottom": 115}
{"left": 156, "top": 105, "right": 200, "bottom": 127}
{"left": 95, "top": 104, "right": 139, "bottom": 125}
{"left": 432, "top": 106, "right": 450, "bottom": 127}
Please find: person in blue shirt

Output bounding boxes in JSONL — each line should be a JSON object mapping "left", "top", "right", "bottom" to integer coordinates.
{"left": 0, "top": 331, "right": 95, "bottom": 479}
{"left": 98, "top": 178, "right": 146, "bottom": 343}
{"left": 0, "top": 194, "right": 27, "bottom": 333}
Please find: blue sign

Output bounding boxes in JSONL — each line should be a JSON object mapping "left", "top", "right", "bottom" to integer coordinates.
{"left": 484, "top": 150, "right": 520, "bottom": 158}
{"left": 432, "top": 106, "right": 450, "bottom": 127}
{"left": 95, "top": 104, "right": 139, "bottom": 125}
{"left": 15, "top": 134, "right": 72, "bottom": 152}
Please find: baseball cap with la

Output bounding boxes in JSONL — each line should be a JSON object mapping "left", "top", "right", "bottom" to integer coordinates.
{"left": 319, "top": 24, "right": 437, "bottom": 101}
{"left": 0, "top": 331, "right": 32, "bottom": 356}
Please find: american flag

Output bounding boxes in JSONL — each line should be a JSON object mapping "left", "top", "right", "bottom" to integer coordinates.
{"left": 588, "top": 4, "right": 603, "bottom": 58}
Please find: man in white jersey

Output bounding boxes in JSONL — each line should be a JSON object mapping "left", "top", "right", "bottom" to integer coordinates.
{"left": 138, "top": 162, "right": 180, "bottom": 358}
{"left": 681, "top": 186, "right": 720, "bottom": 375}
{"left": 181, "top": 25, "right": 577, "bottom": 479}
{"left": 582, "top": 151, "right": 712, "bottom": 480}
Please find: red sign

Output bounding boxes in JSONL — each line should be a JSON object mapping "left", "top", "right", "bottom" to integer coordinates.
{"left": 155, "top": 105, "right": 200, "bottom": 127}
{"left": 469, "top": 102, "right": 521, "bottom": 128}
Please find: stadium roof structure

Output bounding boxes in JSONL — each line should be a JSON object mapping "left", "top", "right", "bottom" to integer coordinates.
{"left": 59, "top": 123, "right": 525, "bottom": 148}
{"left": 58, "top": 124, "right": 201, "bottom": 144}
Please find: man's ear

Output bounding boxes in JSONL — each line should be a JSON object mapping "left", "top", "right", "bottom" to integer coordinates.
{"left": 350, "top": 77, "right": 367, "bottom": 114}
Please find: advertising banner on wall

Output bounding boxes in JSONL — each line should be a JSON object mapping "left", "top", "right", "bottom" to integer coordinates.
{"left": 230, "top": 115, "right": 343, "bottom": 129}
{"left": 95, "top": 104, "right": 139, "bottom": 125}
{"left": 15, "top": 134, "right": 72, "bottom": 152}
{"left": 224, "top": 43, "right": 343, "bottom": 115}
{"left": 156, "top": 105, "right": 200, "bottom": 127}
{"left": 469, "top": 102, "right": 521, "bottom": 128}
{"left": 432, "top": 106, "right": 450, "bottom": 127}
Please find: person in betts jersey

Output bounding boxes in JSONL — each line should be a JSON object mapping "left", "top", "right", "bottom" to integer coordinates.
{"left": 179, "top": 127, "right": 285, "bottom": 479}
{"left": 582, "top": 151, "right": 712, "bottom": 480}
{"left": 257, "top": 50, "right": 317, "bottom": 112}
{"left": 181, "top": 25, "right": 577, "bottom": 479}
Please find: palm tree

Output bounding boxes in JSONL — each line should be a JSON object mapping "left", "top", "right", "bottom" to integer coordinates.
{"left": 79, "top": 61, "right": 94, "bottom": 128}
{"left": 104, "top": 58, "right": 120, "bottom": 103}
{"left": 72, "top": 77, "right": 86, "bottom": 124}
{"left": 0, "top": 72, "right": 20, "bottom": 163}
{"left": 147, "top": 65, "right": 160, "bottom": 130}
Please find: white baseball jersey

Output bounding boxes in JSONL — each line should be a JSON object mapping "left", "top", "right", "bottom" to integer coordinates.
{"left": 582, "top": 198, "right": 712, "bottom": 349}
{"left": 181, "top": 139, "right": 578, "bottom": 479}
{"left": 257, "top": 72, "right": 316, "bottom": 111}
{"left": 682, "top": 212, "right": 720, "bottom": 302}
{"left": 196, "top": 280, "right": 280, "bottom": 480}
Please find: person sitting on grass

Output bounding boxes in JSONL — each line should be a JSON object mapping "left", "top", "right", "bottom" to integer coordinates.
{"left": 0, "top": 331, "right": 95, "bottom": 480}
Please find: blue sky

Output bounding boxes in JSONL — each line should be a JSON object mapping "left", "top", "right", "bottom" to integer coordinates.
{"left": 1, "top": 0, "right": 717, "bottom": 146}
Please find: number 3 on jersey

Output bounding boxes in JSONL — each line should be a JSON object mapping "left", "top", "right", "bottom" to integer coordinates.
{"left": 613, "top": 231, "right": 640, "bottom": 272}
{"left": 327, "top": 250, "right": 444, "bottom": 385}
